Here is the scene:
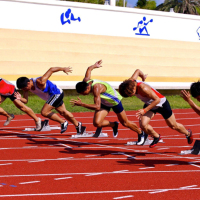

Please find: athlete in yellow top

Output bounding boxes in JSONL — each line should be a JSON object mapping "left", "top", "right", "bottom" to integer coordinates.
{"left": 70, "top": 60, "right": 147, "bottom": 142}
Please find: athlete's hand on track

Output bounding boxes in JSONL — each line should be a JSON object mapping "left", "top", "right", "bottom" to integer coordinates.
{"left": 136, "top": 109, "right": 145, "bottom": 119}
{"left": 180, "top": 90, "right": 191, "bottom": 102}
{"left": 63, "top": 67, "right": 73, "bottom": 75}
{"left": 70, "top": 97, "right": 83, "bottom": 107}
{"left": 14, "top": 92, "right": 22, "bottom": 100}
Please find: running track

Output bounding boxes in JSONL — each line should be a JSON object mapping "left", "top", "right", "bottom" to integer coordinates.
{"left": 0, "top": 108, "right": 200, "bottom": 199}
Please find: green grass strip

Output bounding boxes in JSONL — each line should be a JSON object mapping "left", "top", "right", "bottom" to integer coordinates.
{"left": 0, "top": 94, "right": 198, "bottom": 115}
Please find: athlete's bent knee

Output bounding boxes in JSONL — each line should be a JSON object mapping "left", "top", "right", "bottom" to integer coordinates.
{"left": 41, "top": 110, "right": 48, "bottom": 117}
{"left": 93, "top": 121, "right": 101, "bottom": 128}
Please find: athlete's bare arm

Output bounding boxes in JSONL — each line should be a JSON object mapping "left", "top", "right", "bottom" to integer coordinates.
{"left": 36, "top": 67, "right": 72, "bottom": 90}
{"left": 70, "top": 83, "right": 106, "bottom": 111}
{"left": 14, "top": 91, "right": 29, "bottom": 104}
{"left": 181, "top": 90, "right": 200, "bottom": 115}
{"left": 83, "top": 60, "right": 102, "bottom": 82}
{"left": 136, "top": 83, "right": 160, "bottom": 118}
{"left": 129, "top": 69, "right": 148, "bottom": 81}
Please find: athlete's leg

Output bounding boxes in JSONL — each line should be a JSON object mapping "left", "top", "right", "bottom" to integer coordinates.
{"left": 116, "top": 110, "right": 141, "bottom": 134}
{"left": 93, "top": 109, "right": 110, "bottom": 128}
{"left": 0, "top": 96, "right": 12, "bottom": 118}
{"left": 55, "top": 103, "right": 79, "bottom": 127}
{"left": 13, "top": 99, "right": 39, "bottom": 122}
{"left": 41, "top": 103, "right": 65, "bottom": 124}
{"left": 139, "top": 111, "right": 160, "bottom": 138}
{"left": 165, "top": 113, "right": 189, "bottom": 136}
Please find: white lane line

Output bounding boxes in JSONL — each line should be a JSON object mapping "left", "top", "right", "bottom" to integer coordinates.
{"left": 113, "top": 195, "right": 134, "bottom": 199}
{"left": 28, "top": 160, "right": 45, "bottom": 163}
{"left": 113, "top": 170, "right": 129, "bottom": 173}
{"left": 57, "top": 157, "right": 74, "bottom": 160}
{"left": 190, "top": 164, "right": 200, "bottom": 169}
{"left": 53, "top": 143, "right": 72, "bottom": 148}
{"left": 165, "top": 164, "right": 179, "bottom": 166}
{"left": 0, "top": 145, "right": 193, "bottom": 150}
{"left": 139, "top": 167, "right": 155, "bottom": 170}
{"left": 1, "top": 169, "right": 200, "bottom": 178}
{"left": 180, "top": 185, "right": 198, "bottom": 189}
{"left": 149, "top": 189, "right": 169, "bottom": 194}
{"left": 23, "top": 146, "right": 38, "bottom": 148}
{"left": 0, "top": 186, "right": 200, "bottom": 197}
{"left": 157, "top": 148, "right": 169, "bottom": 150}
{"left": 85, "top": 155, "right": 101, "bottom": 157}
{"left": 54, "top": 177, "right": 72, "bottom": 180}
{"left": 0, "top": 163, "right": 12, "bottom": 166}
{"left": 85, "top": 173, "right": 103, "bottom": 176}
{"left": 0, "top": 155, "right": 199, "bottom": 163}
{"left": 19, "top": 181, "right": 40, "bottom": 185}
{"left": 149, "top": 185, "right": 198, "bottom": 194}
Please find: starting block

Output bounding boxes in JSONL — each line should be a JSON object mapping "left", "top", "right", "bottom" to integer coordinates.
{"left": 180, "top": 140, "right": 200, "bottom": 155}
{"left": 71, "top": 127, "right": 108, "bottom": 138}
{"left": 125, "top": 137, "right": 164, "bottom": 146}
{"left": 71, "top": 132, "right": 108, "bottom": 138}
{"left": 24, "top": 119, "right": 60, "bottom": 132}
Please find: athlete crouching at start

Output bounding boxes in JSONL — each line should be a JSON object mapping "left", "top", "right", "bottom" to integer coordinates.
{"left": 16, "top": 67, "right": 85, "bottom": 134}
{"left": 70, "top": 60, "right": 146, "bottom": 143}
{"left": 119, "top": 69, "right": 193, "bottom": 148}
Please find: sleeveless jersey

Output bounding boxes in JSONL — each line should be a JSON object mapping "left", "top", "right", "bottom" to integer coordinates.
{"left": 87, "top": 79, "right": 122, "bottom": 107}
{"left": 0, "top": 78, "right": 15, "bottom": 96}
{"left": 135, "top": 80, "right": 166, "bottom": 109}
{"left": 30, "top": 78, "right": 63, "bottom": 101}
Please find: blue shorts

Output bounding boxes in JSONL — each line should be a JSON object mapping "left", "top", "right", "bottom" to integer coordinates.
{"left": 143, "top": 99, "right": 172, "bottom": 119}
{"left": 101, "top": 101, "right": 124, "bottom": 114}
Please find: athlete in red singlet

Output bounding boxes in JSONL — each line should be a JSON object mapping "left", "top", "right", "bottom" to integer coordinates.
{"left": 0, "top": 78, "right": 41, "bottom": 129}
{"left": 119, "top": 69, "right": 193, "bottom": 148}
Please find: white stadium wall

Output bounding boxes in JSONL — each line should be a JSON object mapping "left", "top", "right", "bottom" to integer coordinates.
{"left": 0, "top": 0, "right": 200, "bottom": 89}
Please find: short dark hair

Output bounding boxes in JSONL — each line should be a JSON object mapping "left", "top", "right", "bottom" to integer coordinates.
{"left": 119, "top": 80, "right": 136, "bottom": 97}
{"left": 76, "top": 81, "right": 89, "bottom": 93}
{"left": 16, "top": 77, "right": 30, "bottom": 89}
{"left": 190, "top": 81, "right": 200, "bottom": 98}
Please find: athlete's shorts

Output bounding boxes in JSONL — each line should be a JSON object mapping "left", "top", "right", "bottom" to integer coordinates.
{"left": 101, "top": 101, "right": 124, "bottom": 114}
{"left": 46, "top": 93, "right": 64, "bottom": 108}
{"left": 143, "top": 99, "right": 172, "bottom": 119}
{"left": 1, "top": 89, "right": 17, "bottom": 101}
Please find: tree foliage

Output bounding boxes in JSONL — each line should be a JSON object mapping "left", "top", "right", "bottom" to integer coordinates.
{"left": 136, "top": 0, "right": 147, "bottom": 7}
{"left": 135, "top": 0, "right": 156, "bottom": 9}
{"left": 116, "top": 0, "right": 127, "bottom": 7}
{"left": 156, "top": 0, "right": 200, "bottom": 15}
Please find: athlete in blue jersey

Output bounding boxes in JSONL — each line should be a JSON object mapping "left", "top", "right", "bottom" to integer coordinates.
{"left": 16, "top": 67, "right": 85, "bottom": 134}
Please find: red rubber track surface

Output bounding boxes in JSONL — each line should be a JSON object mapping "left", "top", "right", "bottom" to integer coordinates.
{"left": 0, "top": 108, "right": 200, "bottom": 199}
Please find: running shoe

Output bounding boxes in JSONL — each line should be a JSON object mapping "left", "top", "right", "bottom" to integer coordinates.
{"left": 136, "top": 131, "right": 148, "bottom": 145}
{"left": 35, "top": 117, "right": 42, "bottom": 131}
{"left": 61, "top": 121, "right": 68, "bottom": 134}
{"left": 76, "top": 122, "right": 82, "bottom": 135}
{"left": 76, "top": 122, "right": 86, "bottom": 135}
{"left": 4, "top": 114, "right": 14, "bottom": 126}
{"left": 149, "top": 134, "right": 161, "bottom": 148}
{"left": 93, "top": 127, "right": 102, "bottom": 138}
{"left": 112, "top": 121, "right": 119, "bottom": 137}
{"left": 186, "top": 129, "right": 193, "bottom": 144}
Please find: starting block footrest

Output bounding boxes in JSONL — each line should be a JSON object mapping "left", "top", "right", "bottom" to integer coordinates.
{"left": 71, "top": 132, "right": 108, "bottom": 138}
